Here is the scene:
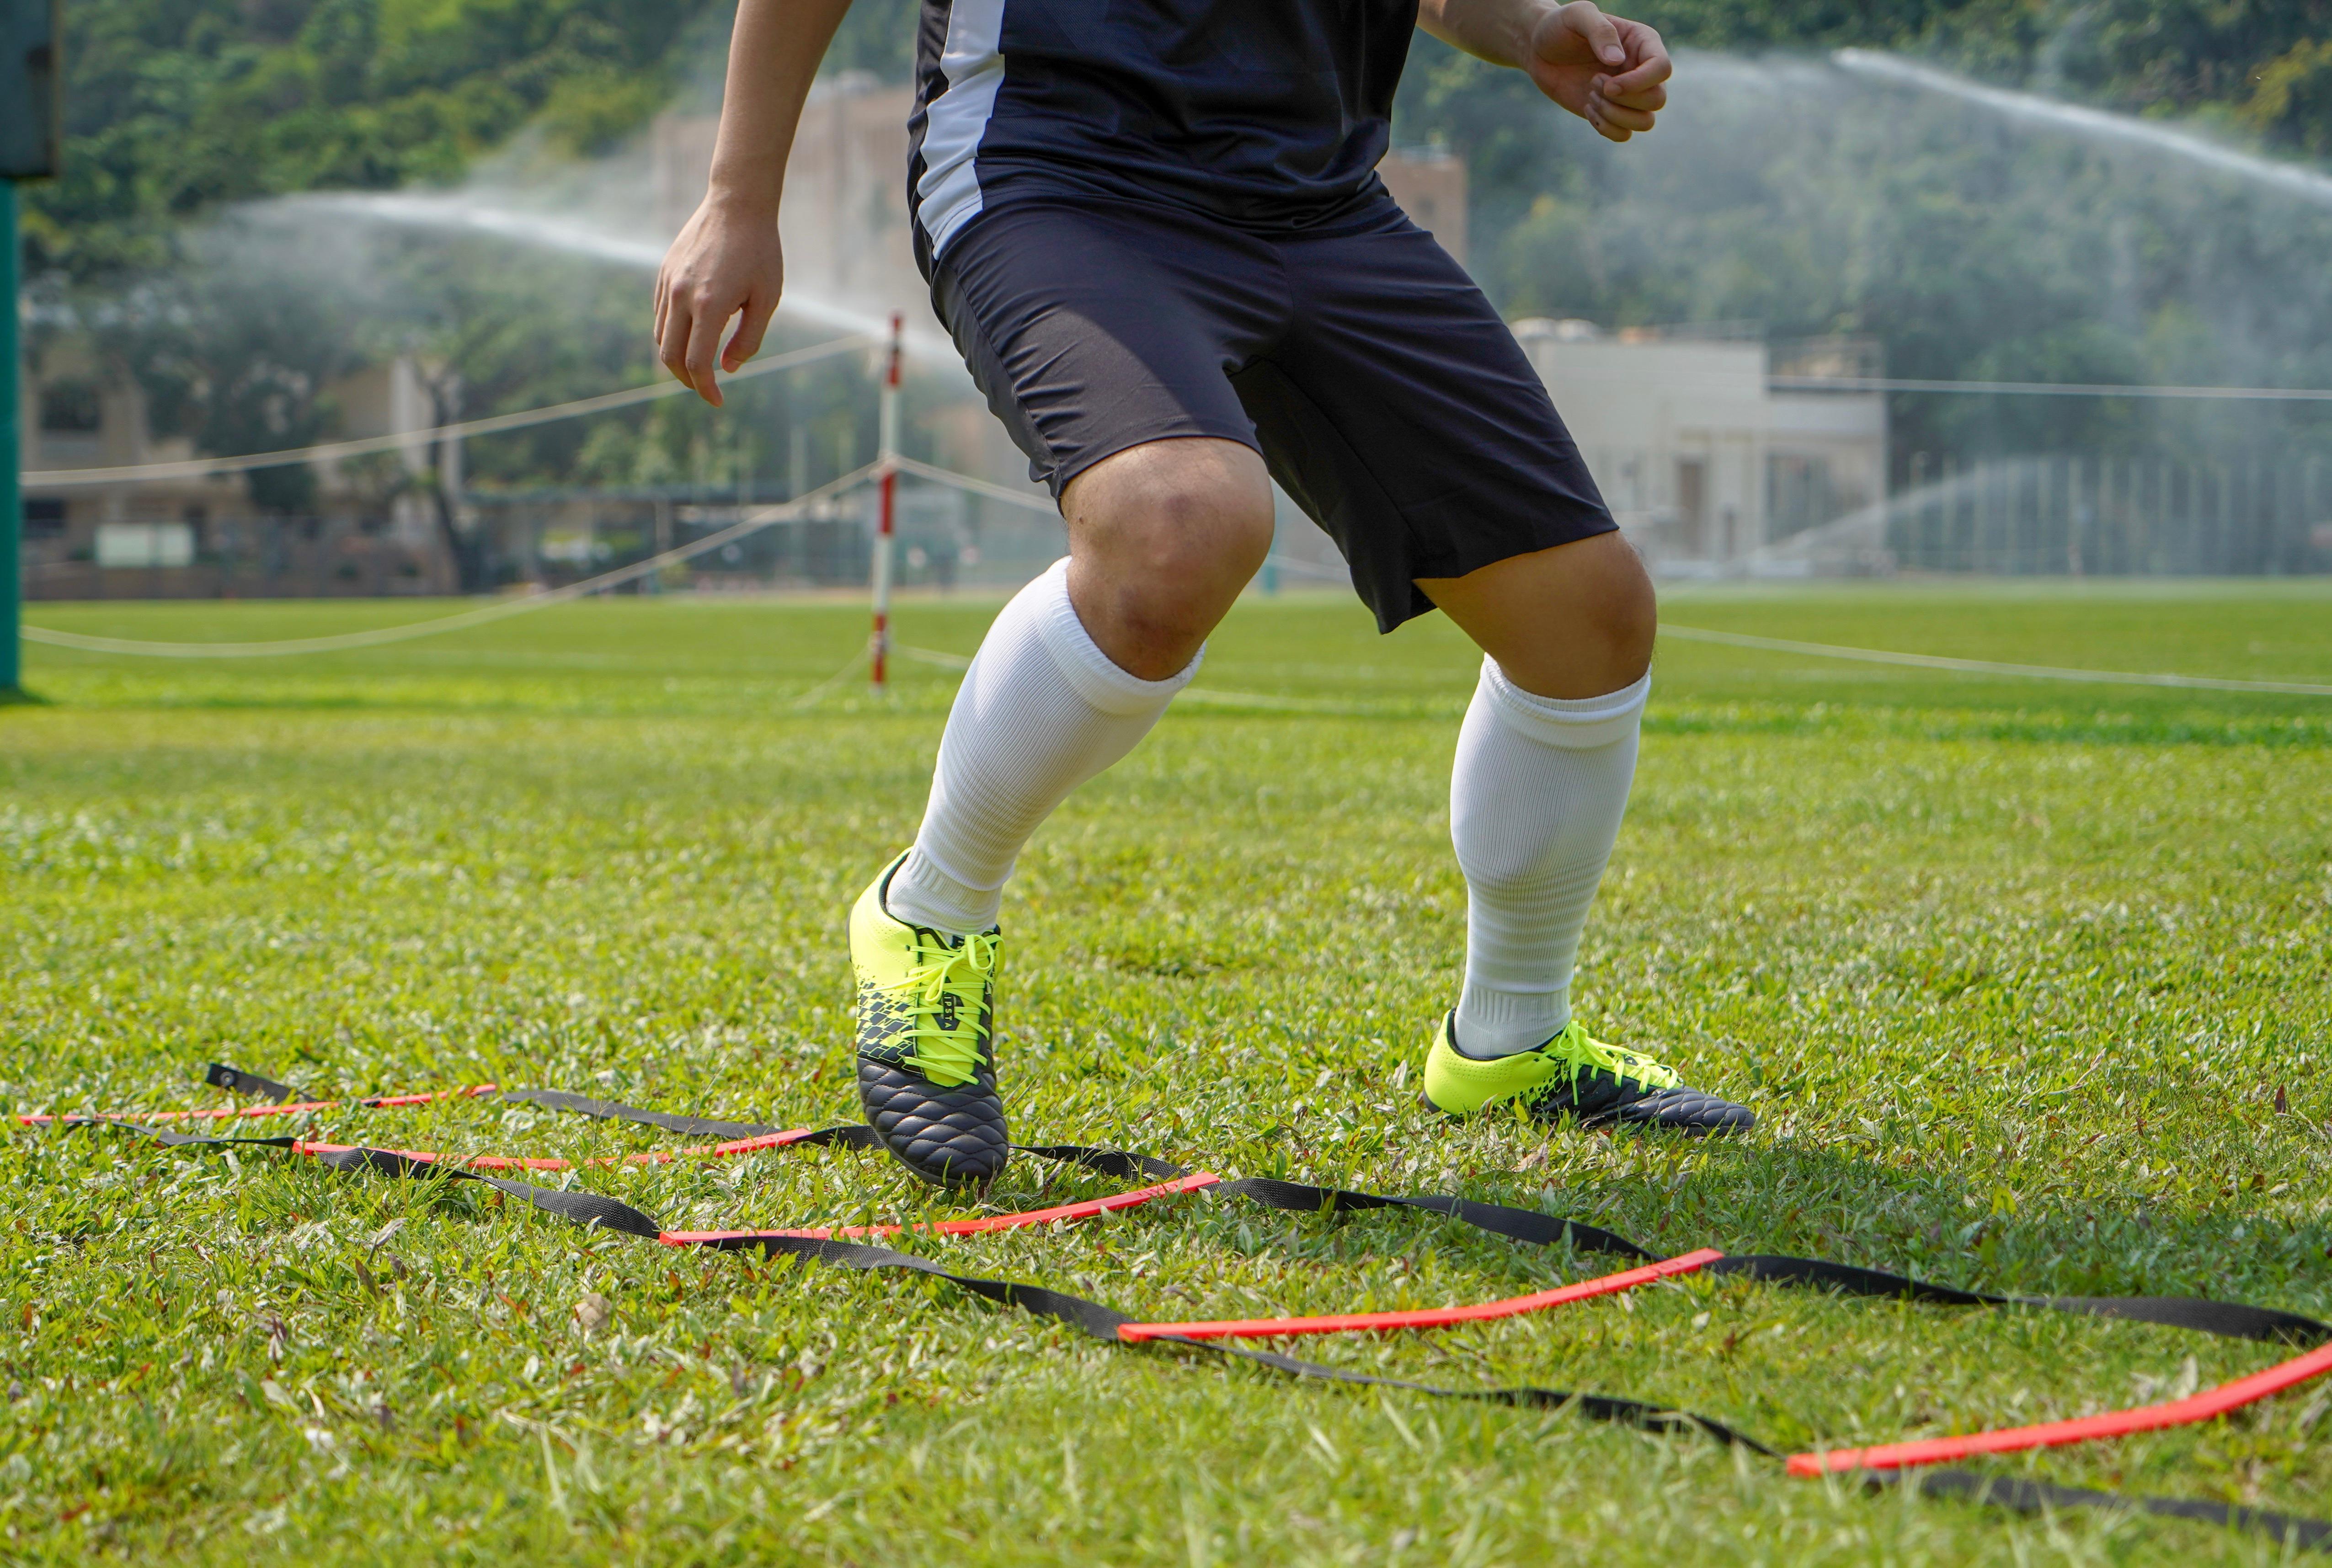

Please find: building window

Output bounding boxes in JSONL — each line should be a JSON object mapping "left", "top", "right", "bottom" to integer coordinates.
{"left": 96, "top": 523, "right": 195, "bottom": 569}
{"left": 1674, "top": 458, "right": 1708, "bottom": 553}
{"left": 1766, "top": 454, "right": 1838, "bottom": 539}
{"left": 22, "top": 498, "right": 68, "bottom": 539}
{"left": 38, "top": 380, "right": 102, "bottom": 434}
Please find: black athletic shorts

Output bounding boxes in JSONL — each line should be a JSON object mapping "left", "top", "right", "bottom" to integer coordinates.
{"left": 930, "top": 192, "right": 1616, "bottom": 632}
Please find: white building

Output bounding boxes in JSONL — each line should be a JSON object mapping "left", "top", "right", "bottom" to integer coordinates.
{"left": 1513, "top": 320, "right": 1888, "bottom": 573}
{"left": 18, "top": 339, "right": 460, "bottom": 598}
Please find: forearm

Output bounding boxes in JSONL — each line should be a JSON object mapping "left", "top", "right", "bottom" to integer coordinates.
{"left": 705, "top": 0, "right": 856, "bottom": 215}
{"left": 1416, "top": 0, "right": 1552, "bottom": 67}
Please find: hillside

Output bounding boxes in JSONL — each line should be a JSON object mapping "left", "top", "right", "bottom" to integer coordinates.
{"left": 1400, "top": 0, "right": 2332, "bottom": 229}
{"left": 25, "top": 0, "right": 2332, "bottom": 287}
{"left": 23, "top": 0, "right": 722, "bottom": 280}
{"left": 1648, "top": 0, "right": 2332, "bottom": 155}
{"left": 20, "top": 0, "right": 2332, "bottom": 500}
{"left": 19, "top": 0, "right": 942, "bottom": 283}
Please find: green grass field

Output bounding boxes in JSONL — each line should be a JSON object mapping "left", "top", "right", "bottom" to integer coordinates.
{"left": 5, "top": 581, "right": 2330, "bottom": 1565}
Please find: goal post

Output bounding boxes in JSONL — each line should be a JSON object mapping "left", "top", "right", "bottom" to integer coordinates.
{"left": 2, "top": 0, "right": 62, "bottom": 694}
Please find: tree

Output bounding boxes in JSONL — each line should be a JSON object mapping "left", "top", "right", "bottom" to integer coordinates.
{"left": 22, "top": 0, "right": 724, "bottom": 286}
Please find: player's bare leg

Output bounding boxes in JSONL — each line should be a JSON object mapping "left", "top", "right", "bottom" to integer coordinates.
{"left": 1422, "top": 530, "right": 1654, "bottom": 699}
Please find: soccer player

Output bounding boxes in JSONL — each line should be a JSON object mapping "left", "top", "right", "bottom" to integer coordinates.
{"left": 656, "top": 0, "right": 1754, "bottom": 1186}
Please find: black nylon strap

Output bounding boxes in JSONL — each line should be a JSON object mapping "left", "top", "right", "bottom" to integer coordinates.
{"left": 2022, "top": 1295, "right": 2332, "bottom": 1345}
{"left": 1194, "top": 1335, "right": 1774, "bottom": 1453}
{"left": 684, "top": 1230, "right": 1771, "bottom": 1454}
{"left": 207, "top": 1062, "right": 802, "bottom": 1144}
{"left": 95, "top": 1102, "right": 2332, "bottom": 1548}
{"left": 1006, "top": 1166, "right": 2331, "bottom": 1347}
{"left": 692, "top": 1232, "right": 1140, "bottom": 1338}
{"left": 201, "top": 1065, "right": 2332, "bottom": 1347}
{"left": 1211, "top": 1177, "right": 1654, "bottom": 1261}
{"left": 1708, "top": 1257, "right": 2332, "bottom": 1348}
{"left": 307, "top": 1146, "right": 664, "bottom": 1238}
{"left": 59, "top": 1112, "right": 1773, "bottom": 1453}
{"left": 1903, "top": 1470, "right": 2332, "bottom": 1553}
{"left": 89, "top": 1119, "right": 662, "bottom": 1238}
{"left": 790, "top": 1124, "right": 884, "bottom": 1150}
{"left": 204, "top": 1062, "right": 299, "bottom": 1104}
{"left": 117, "top": 1120, "right": 301, "bottom": 1152}
{"left": 1014, "top": 1144, "right": 1196, "bottom": 1182}
{"left": 445, "top": 1090, "right": 2332, "bottom": 1347}
{"left": 1010, "top": 1147, "right": 1651, "bottom": 1272}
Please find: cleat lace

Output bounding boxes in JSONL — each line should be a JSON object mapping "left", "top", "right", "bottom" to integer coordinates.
{"left": 1542, "top": 1020, "right": 1680, "bottom": 1093}
{"left": 897, "top": 930, "right": 999, "bottom": 1088}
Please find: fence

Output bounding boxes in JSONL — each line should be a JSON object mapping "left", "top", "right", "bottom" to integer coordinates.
{"left": 26, "top": 454, "right": 2332, "bottom": 597}
{"left": 464, "top": 480, "right": 1069, "bottom": 595}
{"left": 1766, "top": 454, "right": 2332, "bottom": 577}
{"left": 21, "top": 513, "right": 448, "bottom": 600}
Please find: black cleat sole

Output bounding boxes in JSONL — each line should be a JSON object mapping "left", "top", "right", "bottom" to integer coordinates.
{"left": 856, "top": 1055, "right": 1008, "bottom": 1187}
{"left": 1600, "top": 1085, "right": 1756, "bottom": 1136}
{"left": 1420, "top": 1077, "right": 1754, "bottom": 1136}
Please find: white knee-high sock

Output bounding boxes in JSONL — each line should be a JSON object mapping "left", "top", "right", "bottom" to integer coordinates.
{"left": 886, "top": 558, "right": 1200, "bottom": 935}
{"left": 1450, "top": 659, "right": 1649, "bottom": 1058}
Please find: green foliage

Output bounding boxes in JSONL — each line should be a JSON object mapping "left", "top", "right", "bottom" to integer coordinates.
{"left": 823, "top": 0, "right": 921, "bottom": 81}
{"left": 1624, "top": 0, "right": 2332, "bottom": 136}
{"left": 26, "top": 0, "right": 2332, "bottom": 489}
{"left": 17, "top": 0, "right": 924, "bottom": 506}
{"left": 66, "top": 204, "right": 892, "bottom": 531}
{"left": 1630, "top": 0, "right": 2028, "bottom": 51}
{"left": 26, "top": 0, "right": 2327, "bottom": 288}
{"left": 20, "top": 0, "right": 934, "bottom": 283}
{"left": 1398, "top": 36, "right": 2332, "bottom": 463}
{"left": 536, "top": 67, "right": 678, "bottom": 158}
{"left": 3, "top": 586, "right": 2331, "bottom": 1560}
{"left": 90, "top": 224, "right": 374, "bottom": 516}
{"left": 2056, "top": 0, "right": 2332, "bottom": 145}
{"left": 2237, "top": 38, "right": 2332, "bottom": 160}
{"left": 22, "top": 0, "right": 724, "bottom": 282}
{"left": 1395, "top": 0, "right": 2332, "bottom": 462}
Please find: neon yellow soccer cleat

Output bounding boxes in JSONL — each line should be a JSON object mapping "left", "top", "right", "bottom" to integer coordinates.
{"left": 1420, "top": 1013, "right": 1753, "bottom": 1134}
{"left": 850, "top": 853, "right": 1007, "bottom": 1185}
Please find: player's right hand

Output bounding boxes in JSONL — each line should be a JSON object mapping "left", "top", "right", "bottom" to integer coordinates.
{"left": 1525, "top": 1, "right": 1670, "bottom": 143}
{"left": 654, "top": 194, "right": 785, "bottom": 409}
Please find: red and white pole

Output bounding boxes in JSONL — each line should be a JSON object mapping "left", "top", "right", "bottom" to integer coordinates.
{"left": 870, "top": 311, "right": 904, "bottom": 693}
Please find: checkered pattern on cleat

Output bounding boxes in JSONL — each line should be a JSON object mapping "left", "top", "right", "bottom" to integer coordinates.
{"left": 854, "top": 977, "right": 918, "bottom": 1056}
{"left": 1531, "top": 1072, "right": 1756, "bottom": 1136}
{"left": 1609, "top": 1085, "right": 1756, "bottom": 1135}
{"left": 856, "top": 1056, "right": 1009, "bottom": 1186}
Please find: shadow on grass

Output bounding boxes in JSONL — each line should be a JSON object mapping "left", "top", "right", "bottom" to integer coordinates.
{"left": 1542, "top": 1136, "right": 2332, "bottom": 1314}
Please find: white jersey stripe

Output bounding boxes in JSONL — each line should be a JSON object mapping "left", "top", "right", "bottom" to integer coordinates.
{"left": 915, "top": 0, "right": 1009, "bottom": 258}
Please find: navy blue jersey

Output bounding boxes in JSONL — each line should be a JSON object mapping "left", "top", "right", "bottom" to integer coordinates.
{"left": 907, "top": 0, "right": 1421, "bottom": 276}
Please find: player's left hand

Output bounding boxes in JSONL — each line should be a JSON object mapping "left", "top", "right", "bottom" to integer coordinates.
{"left": 1523, "top": 1, "right": 1670, "bottom": 142}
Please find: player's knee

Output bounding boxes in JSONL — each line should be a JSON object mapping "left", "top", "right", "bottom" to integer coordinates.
{"left": 1133, "top": 480, "right": 1273, "bottom": 581}
{"left": 1475, "top": 531, "right": 1657, "bottom": 696}
{"left": 1066, "top": 442, "right": 1274, "bottom": 670}
{"left": 1549, "top": 532, "right": 1656, "bottom": 681}
{"left": 1105, "top": 471, "right": 1272, "bottom": 617}
{"left": 1596, "top": 559, "right": 1659, "bottom": 672}
{"left": 1069, "top": 438, "right": 1273, "bottom": 587}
